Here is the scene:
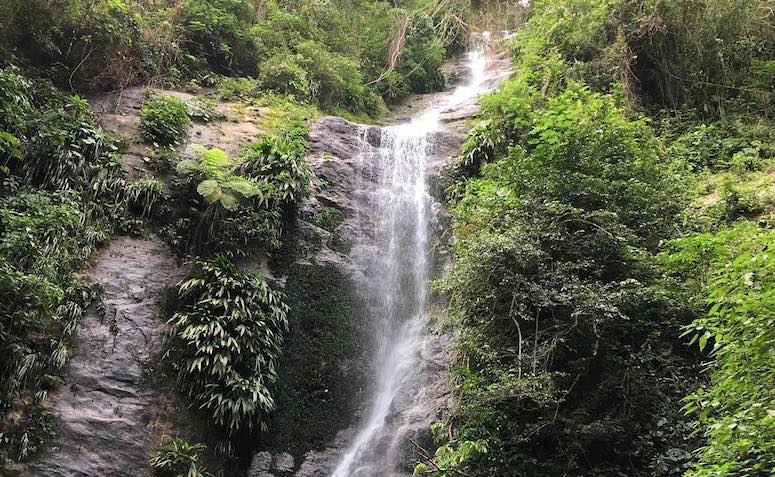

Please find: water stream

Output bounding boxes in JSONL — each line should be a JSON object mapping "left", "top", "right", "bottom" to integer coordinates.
{"left": 331, "top": 41, "right": 495, "bottom": 477}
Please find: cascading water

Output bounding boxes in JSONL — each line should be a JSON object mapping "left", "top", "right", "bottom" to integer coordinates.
{"left": 332, "top": 40, "right": 497, "bottom": 477}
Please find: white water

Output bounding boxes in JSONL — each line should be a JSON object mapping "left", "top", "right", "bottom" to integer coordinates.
{"left": 331, "top": 43, "right": 495, "bottom": 477}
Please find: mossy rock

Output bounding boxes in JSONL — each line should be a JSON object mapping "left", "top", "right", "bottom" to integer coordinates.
{"left": 264, "top": 261, "right": 366, "bottom": 457}
{"left": 308, "top": 206, "right": 346, "bottom": 232}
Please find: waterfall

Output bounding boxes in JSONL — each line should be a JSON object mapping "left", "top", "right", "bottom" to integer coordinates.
{"left": 331, "top": 43, "right": 493, "bottom": 477}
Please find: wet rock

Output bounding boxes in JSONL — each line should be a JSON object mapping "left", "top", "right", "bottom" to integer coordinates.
{"left": 25, "top": 236, "right": 184, "bottom": 477}
{"left": 249, "top": 451, "right": 275, "bottom": 477}
{"left": 274, "top": 453, "right": 295, "bottom": 473}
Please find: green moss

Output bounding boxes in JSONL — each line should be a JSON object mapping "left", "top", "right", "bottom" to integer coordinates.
{"left": 255, "top": 93, "right": 321, "bottom": 139}
{"left": 264, "top": 260, "right": 366, "bottom": 457}
{"left": 309, "top": 206, "right": 346, "bottom": 232}
{"left": 328, "top": 234, "right": 352, "bottom": 255}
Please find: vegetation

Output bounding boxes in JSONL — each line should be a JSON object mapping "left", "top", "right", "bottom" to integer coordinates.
{"left": 150, "top": 437, "right": 211, "bottom": 477}
{"left": 0, "top": 0, "right": 505, "bottom": 471}
{"left": 170, "top": 134, "right": 311, "bottom": 255}
{"left": 662, "top": 223, "right": 775, "bottom": 476}
{"left": 139, "top": 94, "right": 191, "bottom": 146}
{"left": 430, "top": 0, "right": 775, "bottom": 476}
{"left": 0, "top": 65, "right": 159, "bottom": 462}
{"left": 2, "top": 0, "right": 771, "bottom": 474}
{"left": 261, "top": 259, "right": 366, "bottom": 456}
{"left": 167, "top": 256, "right": 289, "bottom": 436}
{"left": 0, "top": 0, "right": 480, "bottom": 116}
{"left": 240, "top": 136, "right": 313, "bottom": 208}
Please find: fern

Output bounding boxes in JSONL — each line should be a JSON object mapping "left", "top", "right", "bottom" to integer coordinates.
{"left": 178, "top": 146, "right": 272, "bottom": 211}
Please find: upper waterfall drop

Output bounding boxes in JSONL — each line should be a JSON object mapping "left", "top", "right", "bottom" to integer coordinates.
{"left": 331, "top": 38, "right": 500, "bottom": 477}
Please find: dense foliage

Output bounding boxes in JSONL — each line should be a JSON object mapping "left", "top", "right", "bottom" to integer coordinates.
{"left": 661, "top": 223, "right": 775, "bottom": 476}
{"left": 432, "top": 0, "right": 775, "bottom": 476}
{"left": 0, "top": 0, "right": 475, "bottom": 115}
{"left": 167, "top": 257, "right": 289, "bottom": 435}
{"left": 0, "top": 66, "right": 143, "bottom": 462}
{"left": 170, "top": 133, "right": 311, "bottom": 256}
{"left": 0, "top": 0, "right": 511, "bottom": 470}
{"left": 139, "top": 94, "right": 191, "bottom": 146}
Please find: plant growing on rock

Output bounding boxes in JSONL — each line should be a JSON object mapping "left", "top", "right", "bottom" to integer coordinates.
{"left": 176, "top": 145, "right": 274, "bottom": 249}
{"left": 167, "top": 256, "right": 289, "bottom": 434}
{"left": 150, "top": 436, "right": 211, "bottom": 477}
{"left": 124, "top": 177, "right": 165, "bottom": 218}
{"left": 240, "top": 136, "right": 313, "bottom": 209}
{"left": 139, "top": 94, "right": 190, "bottom": 146}
{"left": 187, "top": 97, "right": 222, "bottom": 123}
{"left": 178, "top": 145, "right": 272, "bottom": 210}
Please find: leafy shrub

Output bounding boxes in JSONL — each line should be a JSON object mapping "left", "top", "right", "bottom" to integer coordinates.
{"left": 674, "top": 224, "right": 775, "bottom": 477}
{"left": 0, "top": 188, "right": 105, "bottom": 279}
{"left": 177, "top": 0, "right": 260, "bottom": 76}
{"left": 295, "top": 41, "right": 381, "bottom": 114}
{"left": 0, "top": 68, "right": 143, "bottom": 464}
{"left": 150, "top": 436, "right": 211, "bottom": 477}
{"left": 439, "top": 69, "right": 698, "bottom": 477}
{"left": 139, "top": 94, "right": 190, "bottom": 146}
{"left": 216, "top": 77, "right": 260, "bottom": 101}
{"left": 143, "top": 146, "right": 179, "bottom": 173}
{"left": 240, "top": 136, "right": 313, "bottom": 208}
{"left": 258, "top": 52, "right": 313, "bottom": 100}
{"left": 173, "top": 144, "right": 292, "bottom": 255}
{"left": 168, "top": 256, "right": 289, "bottom": 434}
{"left": 0, "top": 67, "right": 30, "bottom": 164}
{"left": 177, "top": 145, "right": 271, "bottom": 211}
{"left": 0, "top": 73, "right": 125, "bottom": 202}
{"left": 0, "top": 259, "right": 99, "bottom": 460}
{"left": 719, "top": 172, "right": 775, "bottom": 219}
{"left": 0, "top": 0, "right": 177, "bottom": 91}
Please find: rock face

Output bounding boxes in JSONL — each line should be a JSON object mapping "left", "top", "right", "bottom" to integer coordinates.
{"left": 26, "top": 236, "right": 184, "bottom": 477}
{"left": 246, "top": 112, "right": 470, "bottom": 477}
{"left": 89, "top": 86, "right": 269, "bottom": 181}
{"left": 248, "top": 42, "right": 511, "bottom": 477}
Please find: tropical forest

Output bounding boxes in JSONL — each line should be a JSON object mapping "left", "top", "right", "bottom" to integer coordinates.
{"left": 0, "top": 0, "right": 773, "bottom": 476}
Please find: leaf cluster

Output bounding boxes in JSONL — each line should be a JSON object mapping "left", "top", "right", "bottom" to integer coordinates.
{"left": 167, "top": 256, "right": 289, "bottom": 434}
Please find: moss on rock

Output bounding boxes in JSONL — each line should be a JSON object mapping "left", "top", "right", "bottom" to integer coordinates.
{"left": 265, "top": 260, "right": 366, "bottom": 457}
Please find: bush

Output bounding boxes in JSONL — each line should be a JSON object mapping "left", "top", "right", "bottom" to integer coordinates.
{"left": 216, "top": 77, "right": 261, "bottom": 101}
{"left": 240, "top": 136, "right": 313, "bottom": 208}
{"left": 139, "top": 94, "right": 190, "bottom": 146}
{"left": 177, "top": 145, "right": 272, "bottom": 210}
{"left": 258, "top": 52, "right": 313, "bottom": 100}
{"left": 167, "top": 256, "right": 288, "bottom": 434}
{"left": 177, "top": 0, "right": 260, "bottom": 76}
{"left": 176, "top": 145, "right": 275, "bottom": 251}
{"left": 438, "top": 68, "right": 697, "bottom": 477}
{"left": 0, "top": 74, "right": 125, "bottom": 202}
{"left": 0, "top": 67, "right": 31, "bottom": 164}
{"left": 674, "top": 224, "right": 775, "bottom": 477}
{"left": 0, "top": 0, "right": 176, "bottom": 91}
{"left": 150, "top": 436, "right": 211, "bottom": 477}
{"left": 295, "top": 41, "right": 380, "bottom": 115}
